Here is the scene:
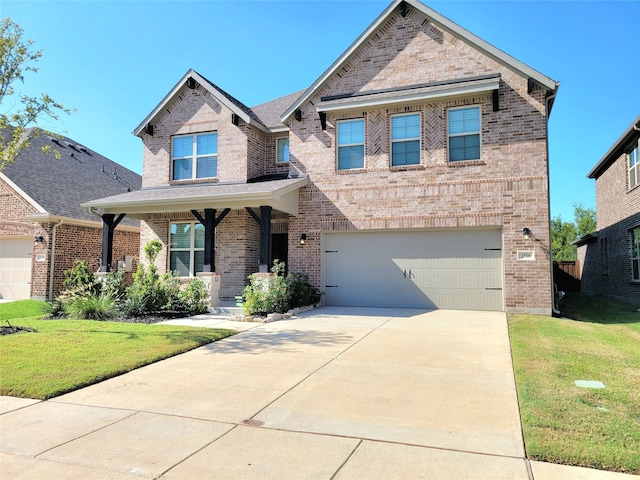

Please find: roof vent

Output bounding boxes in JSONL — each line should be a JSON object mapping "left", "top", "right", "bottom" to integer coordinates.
{"left": 49, "top": 137, "right": 62, "bottom": 146}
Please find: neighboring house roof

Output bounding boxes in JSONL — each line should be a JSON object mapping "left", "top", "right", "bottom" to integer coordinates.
{"left": 587, "top": 115, "right": 640, "bottom": 179}
{"left": 81, "top": 177, "right": 309, "bottom": 218}
{"left": 1, "top": 128, "right": 141, "bottom": 227}
{"left": 281, "top": 0, "right": 559, "bottom": 124}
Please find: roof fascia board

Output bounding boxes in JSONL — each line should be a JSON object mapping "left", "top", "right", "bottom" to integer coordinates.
{"left": 317, "top": 77, "right": 499, "bottom": 113}
{"left": 587, "top": 115, "right": 640, "bottom": 179}
{"left": 133, "top": 69, "right": 270, "bottom": 136}
{"left": 281, "top": 0, "right": 557, "bottom": 124}
{"left": 0, "top": 172, "right": 47, "bottom": 214}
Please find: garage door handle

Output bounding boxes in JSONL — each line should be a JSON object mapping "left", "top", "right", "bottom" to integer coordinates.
{"left": 485, "top": 287, "right": 502, "bottom": 290}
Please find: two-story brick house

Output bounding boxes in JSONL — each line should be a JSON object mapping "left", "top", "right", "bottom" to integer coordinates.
{"left": 576, "top": 115, "right": 640, "bottom": 305}
{"left": 84, "top": 0, "right": 559, "bottom": 314}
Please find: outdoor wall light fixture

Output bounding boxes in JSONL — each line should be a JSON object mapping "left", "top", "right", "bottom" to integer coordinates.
{"left": 523, "top": 228, "right": 533, "bottom": 240}
{"left": 34, "top": 235, "right": 44, "bottom": 245}
{"left": 300, "top": 233, "right": 307, "bottom": 245}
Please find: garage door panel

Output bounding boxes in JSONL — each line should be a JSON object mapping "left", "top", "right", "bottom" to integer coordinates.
{"left": 323, "top": 230, "right": 503, "bottom": 311}
{"left": 0, "top": 238, "right": 33, "bottom": 300}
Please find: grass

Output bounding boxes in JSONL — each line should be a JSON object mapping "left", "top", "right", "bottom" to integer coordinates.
{"left": 0, "top": 300, "right": 235, "bottom": 400}
{"left": 509, "top": 293, "right": 640, "bottom": 474}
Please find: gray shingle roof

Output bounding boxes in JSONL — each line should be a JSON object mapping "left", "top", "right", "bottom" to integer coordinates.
{"left": 251, "top": 90, "right": 305, "bottom": 130}
{"left": 1, "top": 128, "right": 141, "bottom": 225}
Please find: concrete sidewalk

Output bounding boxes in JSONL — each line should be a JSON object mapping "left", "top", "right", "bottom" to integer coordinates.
{"left": 1, "top": 307, "right": 635, "bottom": 479}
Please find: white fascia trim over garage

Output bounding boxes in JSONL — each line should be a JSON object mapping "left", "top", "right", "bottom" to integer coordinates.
{"left": 316, "top": 75, "right": 500, "bottom": 114}
{"left": 26, "top": 213, "right": 141, "bottom": 233}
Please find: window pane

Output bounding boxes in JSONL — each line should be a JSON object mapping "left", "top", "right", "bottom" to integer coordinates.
{"left": 196, "top": 156, "right": 217, "bottom": 178}
{"left": 197, "top": 134, "right": 217, "bottom": 155}
{"left": 633, "top": 259, "right": 639, "bottom": 281}
{"left": 633, "top": 229, "right": 640, "bottom": 257}
{"left": 338, "top": 145, "right": 364, "bottom": 170}
{"left": 173, "top": 158, "right": 192, "bottom": 180}
{"left": 449, "top": 107, "right": 480, "bottom": 134}
{"left": 391, "top": 114, "right": 420, "bottom": 140}
{"left": 277, "top": 138, "right": 290, "bottom": 163}
{"left": 194, "top": 224, "right": 205, "bottom": 249}
{"left": 170, "top": 251, "right": 191, "bottom": 277}
{"left": 338, "top": 120, "right": 364, "bottom": 145}
{"left": 194, "top": 251, "right": 205, "bottom": 274}
{"left": 392, "top": 140, "right": 420, "bottom": 166}
{"left": 172, "top": 136, "right": 193, "bottom": 158}
{"left": 449, "top": 134, "right": 480, "bottom": 161}
{"left": 171, "top": 223, "right": 192, "bottom": 249}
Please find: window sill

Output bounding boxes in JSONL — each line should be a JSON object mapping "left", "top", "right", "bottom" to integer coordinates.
{"left": 447, "top": 159, "right": 486, "bottom": 168}
{"left": 336, "top": 168, "right": 367, "bottom": 175}
{"left": 390, "top": 164, "right": 425, "bottom": 172}
{"left": 170, "top": 178, "right": 219, "bottom": 186}
{"left": 630, "top": 280, "right": 640, "bottom": 285}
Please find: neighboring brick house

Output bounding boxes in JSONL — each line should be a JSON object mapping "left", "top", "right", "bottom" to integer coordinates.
{"left": 576, "top": 115, "right": 640, "bottom": 305}
{"left": 0, "top": 129, "right": 141, "bottom": 300}
{"left": 84, "top": 0, "right": 559, "bottom": 314}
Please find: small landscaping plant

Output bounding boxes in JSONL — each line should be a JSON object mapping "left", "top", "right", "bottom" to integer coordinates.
{"left": 242, "top": 260, "right": 321, "bottom": 316}
{"left": 47, "top": 241, "right": 210, "bottom": 321}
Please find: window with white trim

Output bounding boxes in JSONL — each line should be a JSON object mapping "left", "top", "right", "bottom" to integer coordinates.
{"left": 277, "top": 137, "right": 290, "bottom": 163}
{"left": 169, "top": 222, "right": 204, "bottom": 276}
{"left": 448, "top": 106, "right": 481, "bottom": 162}
{"left": 391, "top": 113, "right": 421, "bottom": 166}
{"left": 172, "top": 133, "right": 218, "bottom": 181}
{"left": 337, "top": 118, "right": 365, "bottom": 170}
{"left": 629, "top": 145, "right": 639, "bottom": 190}
{"left": 632, "top": 227, "right": 640, "bottom": 281}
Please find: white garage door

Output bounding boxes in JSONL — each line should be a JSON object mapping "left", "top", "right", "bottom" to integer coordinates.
{"left": 323, "top": 229, "right": 503, "bottom": 311}
{"left": 0, "top": 237, "right": 33, "bottom": 300}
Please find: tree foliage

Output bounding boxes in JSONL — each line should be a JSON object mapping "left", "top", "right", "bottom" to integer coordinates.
{"left": 551, "top": 203, "right": 596, "bottom": 261}
{"left": 0, "top": 18, "right": 71, "bottom": 169}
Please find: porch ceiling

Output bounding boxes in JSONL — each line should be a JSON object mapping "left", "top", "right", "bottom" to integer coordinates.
{"left": 81, "top": 177, "right": 308, "bottom": 219}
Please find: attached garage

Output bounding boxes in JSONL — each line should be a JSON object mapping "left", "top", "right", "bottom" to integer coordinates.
{"left": 322, "top": 229, "right": 503, "bottom": 311}
{"left": 0, "top": 237, "right": 33, "bottom": 300}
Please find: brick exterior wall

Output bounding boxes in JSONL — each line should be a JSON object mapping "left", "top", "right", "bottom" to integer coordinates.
{"left": 579, "top": 136, "right": 640, "bottom": 305}
{"left": 1, "top": 177, "right": 140, "bottom": 299}
{"left": 136, "top": 6, "right": 553, "bottom": 313}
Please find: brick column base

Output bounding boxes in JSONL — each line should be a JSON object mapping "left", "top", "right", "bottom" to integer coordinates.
{"left": 196, "top": 272, "right": 222, "bottom": 309}
{"left": 251, "top": 272, "right": 274, "bottom": 292}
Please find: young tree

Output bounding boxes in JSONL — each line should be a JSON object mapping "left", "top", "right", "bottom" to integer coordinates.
{"left": 0, "top": 18, "right": 71, "bottom": 169}
{"left": 551, "top": 216, "right": 578, "bottom": 261}
{"left": 574, "top": 202, "right": 596, "bottom": 238}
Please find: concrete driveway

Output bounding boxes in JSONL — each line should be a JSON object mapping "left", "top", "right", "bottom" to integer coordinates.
{"left": 1, "top": 307, "right": 634, "bottom": 479}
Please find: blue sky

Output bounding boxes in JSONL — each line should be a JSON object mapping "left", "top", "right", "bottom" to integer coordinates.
{"left": 3, "top": 0, "right": 639, "bottom": 221}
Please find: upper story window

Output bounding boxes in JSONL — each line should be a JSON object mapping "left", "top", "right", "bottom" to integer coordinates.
{"left": 337, "top": 118, "right": 365, "bottom": 170}
{"left": 632, "top": 227, "right": 640, "bottom": 281}
{"left": 629, "top": 145, "right": 639, "bottom": 190}
{"left": 172, "top": 133, "right": 218, "bottom": 181}
{"left": 391, "top": 113, "right": 421, "bottom": 166}
{"left": 448, "top": 106, "right": 481, "bottom": 162}
{"left": 169, "top": 222, "right": 204, "bottom": 276}
{"left": 277, "top": 137, "right": 290, "bottom": 163}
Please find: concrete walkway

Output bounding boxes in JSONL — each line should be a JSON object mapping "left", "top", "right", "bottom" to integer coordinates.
{"left": 0, "top": 307, "right": 635, "bottom": 479}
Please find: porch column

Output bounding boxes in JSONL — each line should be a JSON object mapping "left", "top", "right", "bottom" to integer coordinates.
{"left": 192, "top": 208, "right": 231, "bottom": 273}
{"left": 245, "top": 206, "right": 273, "bottom": 273}
{"left": 259, "top": 206, "right": 272, "bottom": 272}
{"left": 99, "top": 213, "right": 126, "bottom": 272}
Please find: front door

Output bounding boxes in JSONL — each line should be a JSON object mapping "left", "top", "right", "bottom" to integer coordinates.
{"left": 271, "top": 233, "right": 288, "bottom": 272}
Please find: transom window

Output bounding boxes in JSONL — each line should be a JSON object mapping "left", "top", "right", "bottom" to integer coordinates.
{"left": 448, "top": 106, "right": 481, "bottom": 162}
{"left": 277, "top": 137, "right": 290, "bottom": 163}
{"left": 169, "top": 222, "right": 204, "bottom": 276}
{"left": 172, "top": 133, "right": 218, "bottom": 181}
{"left": 391, "top": 113, "right": 421, "bottom": 166}
{"left": 337, "top": 118, "right": 365, "bottom": 170}
{"left": 632, "top": 227, "right": 640, "bottom": 281}
{"left": 629, "top": 145, "right": 639, "bottom": 190}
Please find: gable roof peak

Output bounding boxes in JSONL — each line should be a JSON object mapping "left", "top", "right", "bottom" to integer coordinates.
{"left": 281, "top": 0, "right": 558, "bottom": 124}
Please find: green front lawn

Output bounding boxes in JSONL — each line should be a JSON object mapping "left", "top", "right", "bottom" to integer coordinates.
{"left": 509, "top": 293, "right": 640, "bottom": 474}
{"left": 0, "top": 301, "right": 235, "bottom": 399}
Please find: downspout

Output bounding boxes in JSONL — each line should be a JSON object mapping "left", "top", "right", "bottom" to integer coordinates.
{"left": 545, "top": 85, "right": 560, "bottom": 315}
{"left": 48, "top": 219, "right": 64, "bottom": 300}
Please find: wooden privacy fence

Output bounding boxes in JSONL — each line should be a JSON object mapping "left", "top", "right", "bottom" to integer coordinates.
{"left": 553, "top": 261, "right": 580, "bottom": 292}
